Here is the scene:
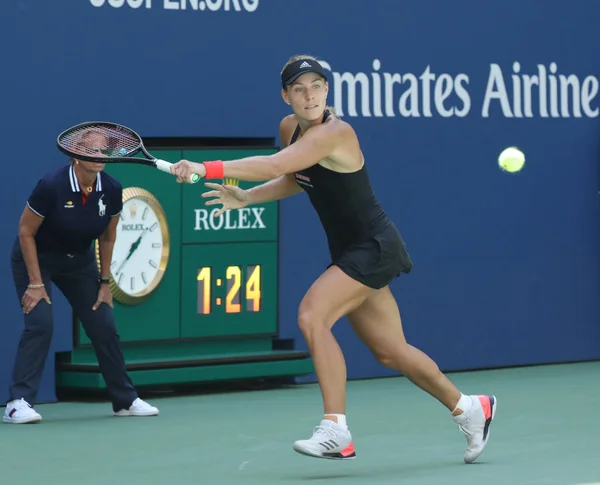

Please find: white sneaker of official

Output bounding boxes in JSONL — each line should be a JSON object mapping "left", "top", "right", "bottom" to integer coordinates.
{"left": 293, "top": 419, "right": 356, "bottom": 460}
{"left": 114, "top": 398, "right": 160, "bottom": 417}
{"left": 3, "top": 398, "right": 43, "bottom": 424}
{"left": 453, "top": 394, "right": 497, "bottom": 463}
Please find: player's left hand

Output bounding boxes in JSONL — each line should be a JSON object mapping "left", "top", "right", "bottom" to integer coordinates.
{"left": 202, "top": 182, "right": 249, "bottom": 217}
{"left": 93, "top": 284, "right": 114, "bottom": 310}
{"left": 171, "top": 160, "right": 206, "bottom": 183}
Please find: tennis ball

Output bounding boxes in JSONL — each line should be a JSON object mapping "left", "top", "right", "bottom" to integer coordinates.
{"left": 498, "top": 147, "right": 525, "bottom": 173}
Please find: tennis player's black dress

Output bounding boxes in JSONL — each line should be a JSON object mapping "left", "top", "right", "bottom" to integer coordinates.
{"left": 291, "top": 110, "right": 413, "bottom": 289}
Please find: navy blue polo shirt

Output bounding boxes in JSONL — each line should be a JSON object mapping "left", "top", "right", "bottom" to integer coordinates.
{"left": 26, "top": 164, "right": 123, "bottom": 255}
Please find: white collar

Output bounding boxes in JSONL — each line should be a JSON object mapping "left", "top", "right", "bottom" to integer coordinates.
{"left": 69, "top": 164, "right": 102, "bottom": 193}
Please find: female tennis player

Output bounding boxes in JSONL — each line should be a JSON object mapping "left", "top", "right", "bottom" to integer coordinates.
{"left": 4, "top": 130, "right": 159, "bottom": 424}
{"left": 170, "top": 55, "right": 497, "bottom": 463}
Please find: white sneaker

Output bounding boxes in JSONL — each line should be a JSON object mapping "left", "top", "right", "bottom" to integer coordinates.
{"left": 114, "top": 398, "right": 159, "bottom": 417}
{"left": 3, "top": 398, "right": 42, "bottom": 424}
{"left": 453, "top": 395, "right": 497, "bottom": 463}
{"left": 293, "top": 419, "right": 356, "bottom": 460}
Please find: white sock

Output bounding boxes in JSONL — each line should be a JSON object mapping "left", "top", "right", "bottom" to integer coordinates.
{"left": 324, "top": 413, "right": 347, "bottom": 428}
{"left": 452, "top": 394, "right": 472, "bottom": 421}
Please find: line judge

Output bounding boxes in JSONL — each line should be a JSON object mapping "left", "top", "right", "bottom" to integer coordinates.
{"left": 4, "top": 130, "right": 158, "bottom": 424}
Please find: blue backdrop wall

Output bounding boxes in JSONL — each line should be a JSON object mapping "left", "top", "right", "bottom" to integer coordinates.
{"left": 2, "top": 0, "right": 599, "bottom": 403}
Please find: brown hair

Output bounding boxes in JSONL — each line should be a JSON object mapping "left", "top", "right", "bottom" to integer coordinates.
{"left": 281, "top": 54, "right": 338, "bottom": 117}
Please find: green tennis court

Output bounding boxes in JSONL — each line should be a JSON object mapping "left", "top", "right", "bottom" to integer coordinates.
{"left": 1, "top": 361, "right": 598, "bottom": 485}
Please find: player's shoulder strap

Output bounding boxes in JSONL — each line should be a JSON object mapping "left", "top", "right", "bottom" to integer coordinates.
{"left": 290, "top": 109, "right": 332, "bottom": 145}
{"left": 290, "top": 124, "right": 301, "bottom": 145}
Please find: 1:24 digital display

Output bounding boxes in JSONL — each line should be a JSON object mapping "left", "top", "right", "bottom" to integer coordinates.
{"left": 180, "top": 242, "right": 277, "bottom": 339}
{"left": 197, "top": 264, "right": 262, "bottom": 315}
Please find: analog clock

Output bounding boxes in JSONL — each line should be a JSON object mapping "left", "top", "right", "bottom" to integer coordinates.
{"left": 97, "top": 187, "right": 170, "bottom": 305}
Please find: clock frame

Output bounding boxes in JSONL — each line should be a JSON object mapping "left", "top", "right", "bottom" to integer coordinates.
{"left": 96, "top": 187, "right": 170, "bottom": 306}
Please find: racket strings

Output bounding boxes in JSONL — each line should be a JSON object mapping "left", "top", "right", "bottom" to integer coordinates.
{"left": 59, "top": 124, "right": 140, "bottom": 159}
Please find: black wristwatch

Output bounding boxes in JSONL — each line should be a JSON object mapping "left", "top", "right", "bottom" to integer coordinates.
{"left": 98, "top": 277, "right": 111, "bottom": 285}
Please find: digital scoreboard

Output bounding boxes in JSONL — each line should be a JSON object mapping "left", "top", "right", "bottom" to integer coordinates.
{"left": 181, "top": 241, "right": 277, "bottom": 338}
{"left": 179, "top": 153, "right": 279, "bottom": 339}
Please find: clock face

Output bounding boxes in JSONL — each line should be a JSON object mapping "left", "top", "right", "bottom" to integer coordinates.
{"left": 107, "top": 189, "right": 170, "bottom": 304}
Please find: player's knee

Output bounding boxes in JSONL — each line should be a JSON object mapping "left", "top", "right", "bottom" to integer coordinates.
{"left": 297, "top": 305, "right": 326, "bottom": 337}
{"left": 375, "top": 353, "right": 397, "bottom": 370}
{"left": 297, "top": 309, "right": 314, "bottom": 335}
{"left": 373, "top": 343, "right": 410, "bottom": 370}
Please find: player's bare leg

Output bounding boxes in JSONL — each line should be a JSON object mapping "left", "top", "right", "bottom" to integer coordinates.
{"left": 293, "top": 265, "right": 373, "bottom": 460}
{"left": 347, "top": 286, "right": 497, "bottom": 463}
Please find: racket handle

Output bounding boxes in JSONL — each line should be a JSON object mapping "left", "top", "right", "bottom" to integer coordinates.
{"left": 155, "top": 159, "right": 173, "bottom": 174}
{"left": 155, "top": 159, "right": 200, "bottom": 184}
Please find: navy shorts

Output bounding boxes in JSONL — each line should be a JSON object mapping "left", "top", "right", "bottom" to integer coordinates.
{"left": 330, "top": 222, "right": 413, "bottom": 290}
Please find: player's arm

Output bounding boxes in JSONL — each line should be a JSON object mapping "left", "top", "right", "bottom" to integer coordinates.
{"left": 175, "top": 120, "right": 349, "bottom": 182}
{"left": 224, "top": 122, "right": 343, "bottom": 180}
{"left": 244, "top": 173, "right": 302, "bottom": 205}
{"left": 201, "top": 117, "right": 303, "bottom": 214}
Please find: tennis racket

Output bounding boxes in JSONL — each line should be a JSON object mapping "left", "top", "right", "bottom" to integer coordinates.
{"left": 56, "top": 121, "right": 200, "bottom": 184}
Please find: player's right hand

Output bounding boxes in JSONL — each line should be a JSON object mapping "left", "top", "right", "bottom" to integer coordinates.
{"left": 202, "top": 182, "right": 249, "bottom": 218}
{"left": 171, "top": 159, "right": 205, "bottom": 184}
{"left": 21, "top": 287, "right": 51, "bottom": 314}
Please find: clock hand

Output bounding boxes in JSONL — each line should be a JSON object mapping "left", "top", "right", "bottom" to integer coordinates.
{"left": 127, "top": 228, "right": 150, "bottom": 259}
{"left": 115, "top": 235, "right": 141, "bottom": 274}
{"left": 115, "top": 228, "right": 149, "bottom": 275}
{"left": 115, "top": 256, "right": 130, "bottom": 276}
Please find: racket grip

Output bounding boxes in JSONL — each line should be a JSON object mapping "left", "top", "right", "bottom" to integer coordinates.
{"left": 155, "top": 159, "right": 173, "bottom": 174}
{"left": 155, "top": 159, "right": 200, "bottom": 184}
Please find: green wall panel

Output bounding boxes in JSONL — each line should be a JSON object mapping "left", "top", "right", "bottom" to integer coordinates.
{"left": 181, "top": 149, "right": 279, "bottom": 244}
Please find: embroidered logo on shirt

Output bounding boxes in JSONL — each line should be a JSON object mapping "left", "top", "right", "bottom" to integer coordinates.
{"left": 64, "top": 201, "right": 74, "bottom": 209}
{"left": 98, "top": 195, "right": 106, "bottom": 217}
{"left": 295, "top": 173, "right": 313, "bottom": 188}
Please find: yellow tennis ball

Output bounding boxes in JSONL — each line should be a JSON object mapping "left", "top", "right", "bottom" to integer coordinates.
{"left": 498, "top": 147, "right": 525, "bottom": 173}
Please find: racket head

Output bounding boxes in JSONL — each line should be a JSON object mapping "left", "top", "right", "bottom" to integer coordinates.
{"left": 56, "top": 121, "right": 143, "bottom": 163}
